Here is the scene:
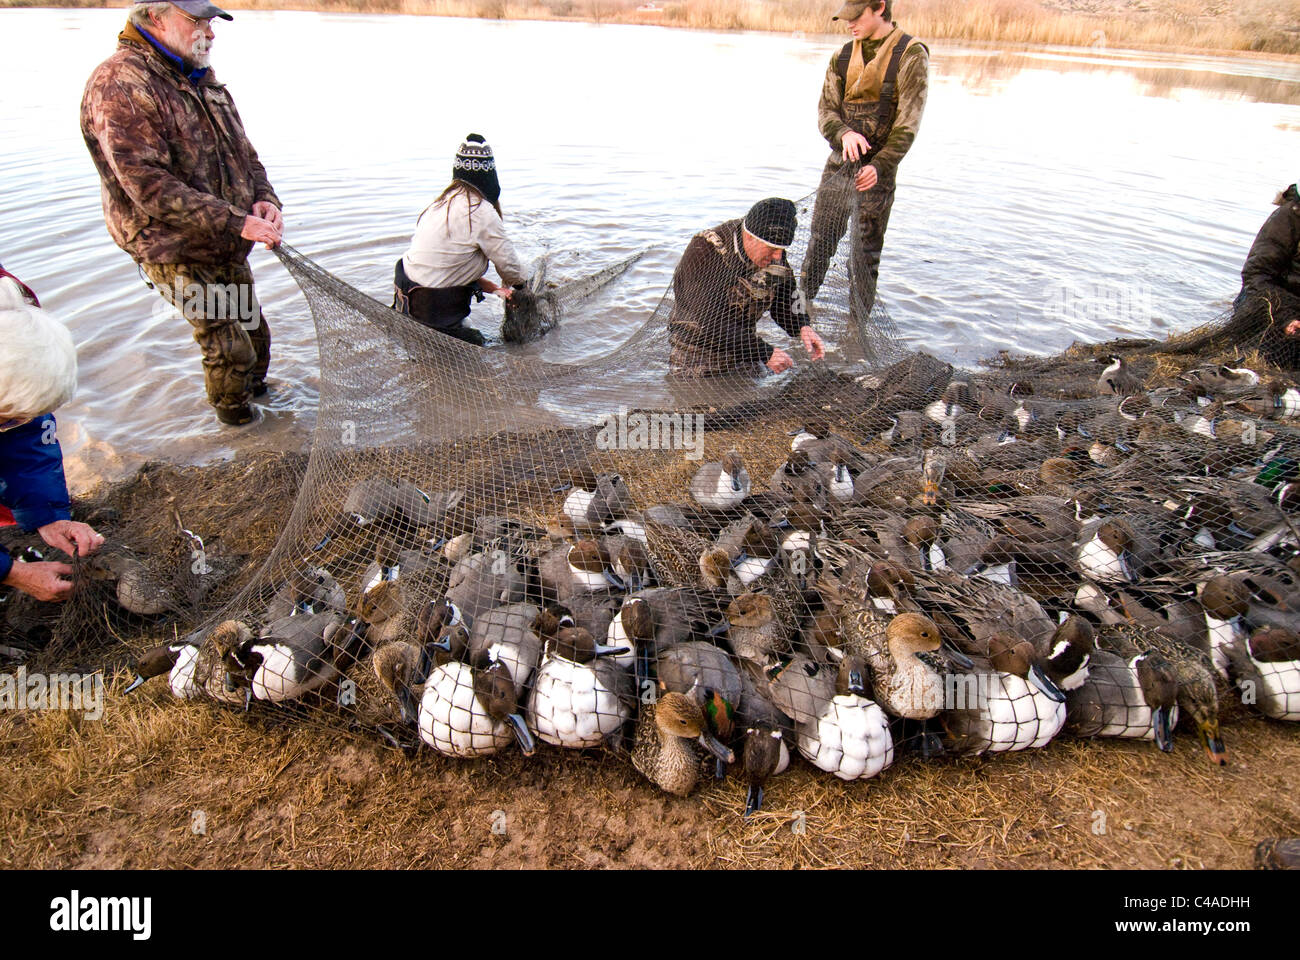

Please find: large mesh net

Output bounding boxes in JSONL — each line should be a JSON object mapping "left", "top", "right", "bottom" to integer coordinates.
{"left": 8, "top": 168, "right": 1300, "bottom": 816}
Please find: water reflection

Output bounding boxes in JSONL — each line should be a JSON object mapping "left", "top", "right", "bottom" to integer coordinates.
{"left": 0, "top": 9, "right": 1296, "bottom": 491}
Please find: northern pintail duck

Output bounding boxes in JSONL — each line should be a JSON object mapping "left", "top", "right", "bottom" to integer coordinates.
{"left": 690, "top": 451, "right": 751, "bottom": 510}
{"left": 769, "top": 649, "right": 894, "bottom": 780}
{"left": 124, "top": 633, "right": 207, "bottom": 699}
{"left": 528, "top": 625, "right": 633, "bottom": 749}
{"left": 562, "top": 471, "right": 631, "bottom": 531}
{"left": 231, "top": 610, "right": 356, "bottom": 704}
{"left": 1066, "top": 643, "right": 1179, "bottom": 751}
{"left": 1224, "top": 625, "right": 1300, "bottom": 722}
{"left": 940, "top": 632, "right": 1067, "bottom": 755}
{"left": 632, "top": 692, "right": 733, "bottom": 797}
{"left": 420, "top": 624, "right": 536, "bottom": 757}
{"left": 769, "top": 450, "right": 828, "bottom": 510}
{"left": 538, "top": 539, "right": 623, "bottom": 601}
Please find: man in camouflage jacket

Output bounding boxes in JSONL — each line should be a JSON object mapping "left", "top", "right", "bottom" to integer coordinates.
{"left": 669, "top": 198, "right": 825, "bottom": 377}
{"left": 81, "top": 1, "right": 283, "bottom": 425}
{"left": 802, "top": 0, "right": 928, "bottom": 322}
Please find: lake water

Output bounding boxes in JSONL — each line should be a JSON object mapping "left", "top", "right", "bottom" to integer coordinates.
{"left": 1, "top": 9, "right": 1298, "bottom": 491}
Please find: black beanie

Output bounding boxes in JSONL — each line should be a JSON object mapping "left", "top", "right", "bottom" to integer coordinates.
{"left": 452, "top": 133, "right": 501, "bottom": 207}
{"left": 743, "top": 197, "right": 797, "bottom": 249}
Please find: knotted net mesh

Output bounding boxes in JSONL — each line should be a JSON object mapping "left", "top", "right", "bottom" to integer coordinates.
{"left": 9, "top": 166, "right": 1300, "bottom": 813}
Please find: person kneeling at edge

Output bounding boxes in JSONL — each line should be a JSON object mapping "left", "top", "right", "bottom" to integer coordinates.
{"left": 668, "top": 198, "right": 826, "bottom": 377}
{"left": 0, "top": 267, "right": 105, "bottom": 603}
{"left": 394, "top": 134, "right": 527, "bottom": 346}
{"left": 1240, "top": 180, "right": 1300, "bottom": 369}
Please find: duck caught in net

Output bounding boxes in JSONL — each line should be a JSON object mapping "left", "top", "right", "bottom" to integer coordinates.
{"left": 24, "top": 168, "right": 1300, "bottom": 819}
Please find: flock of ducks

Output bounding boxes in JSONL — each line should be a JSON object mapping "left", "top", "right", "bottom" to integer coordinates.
{"left": 123, "top": 354, "right": 1300, "bottom": 816}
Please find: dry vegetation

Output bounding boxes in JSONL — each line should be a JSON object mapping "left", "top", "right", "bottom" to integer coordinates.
{"left": 3, "top": 670, "right": 1297, "bottom": 868}
{"left": 5, "top": 0, "right": 1300, "bottom": 55}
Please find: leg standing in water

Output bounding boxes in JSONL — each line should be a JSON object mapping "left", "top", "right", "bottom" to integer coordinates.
{"left": 81, "top": 2, "right": 283, "bottom": 426}
{"left": 802, "top": 0, "right": 928, "bottom": 322}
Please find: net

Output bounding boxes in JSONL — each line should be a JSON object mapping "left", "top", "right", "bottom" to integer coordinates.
{"left": 8, "top": 166, "right": 1300, "bottom": 815}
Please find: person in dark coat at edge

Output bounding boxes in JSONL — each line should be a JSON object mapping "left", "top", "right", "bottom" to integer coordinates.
{"left": 1239, "top": 181, "right": 1300, "bottom": 368}
{"left": 0, "top": 267, "right": 105, "bottom": 603}
{"left": 668, "top": 197, "right": 826, "bottom": 377}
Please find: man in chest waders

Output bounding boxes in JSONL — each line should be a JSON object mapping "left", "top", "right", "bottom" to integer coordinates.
{"left": 802, "top": 0, "right": 928, "bottom": 322}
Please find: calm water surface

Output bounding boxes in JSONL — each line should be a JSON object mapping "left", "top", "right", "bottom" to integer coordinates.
{"left": 1, "top": 10, "right": 1297, "bottom": 489}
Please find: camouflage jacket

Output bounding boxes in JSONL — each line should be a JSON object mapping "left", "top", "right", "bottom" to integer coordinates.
{"left": 668, "top": 219, "right": 804, "bottom": 377}
{"left": 817, "top": 27, "right": 928, "bottom": 189}
{"left": 80, "top": 21, "right": 280, "bottom": 266}
{"left": 1242, "top": 184, "right": 1300, "bottom": 299}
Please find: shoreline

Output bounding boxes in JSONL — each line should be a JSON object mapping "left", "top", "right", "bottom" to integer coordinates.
{"left": 3, "top": 1, "right": 1299, "bottom": 59}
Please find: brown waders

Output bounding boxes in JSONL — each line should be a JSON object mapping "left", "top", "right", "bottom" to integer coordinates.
{"left": 140, "top": 260, "right": 270, "bottom": 424}
{"left": 803, "top": 32, "right": 913, "bottom": 322}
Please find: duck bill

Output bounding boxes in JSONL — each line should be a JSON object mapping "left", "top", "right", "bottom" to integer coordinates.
{"left": 396, "top": 684, "right": 419, "bottom": 726}
{"left": 744, "top": 783, "right": 764, "bottom": 818}
{"left": 602, "top": 569, "right": 628, "bottom": 590}
{"left": 506, "top": 713, "right": 536, "bottom": 756}
{"left": 847, "top": 667, "right": 867, "bottom": 697}
{"left": 698, "top": 731, "right": 735, "bottom": 765}
{"left": 1028, "top": 663, "right": 1066, "bottom": 703}
{"left": 593, "top": 643, "right": 631, "bottom": 659}
{"left": 940, "top": 642, "right": 974, "bottom": 670}
{"left": 1198, "top": 722, "right": 1228, "bottom": 766}
{"left": 706, "top": 619, "right": 730, "bottom": 638}
{"left": 1152, "top": 705, "right": 1174, "bottom": 753}
{"left": 1118, "top": 550, "right": 1137, "bottom": 583}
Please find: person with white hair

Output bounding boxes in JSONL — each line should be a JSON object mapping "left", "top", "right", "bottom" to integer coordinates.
{"left": 0, "top": 267, "right": 104, "bottom": 603}
{"left": 80, "top": 1, "right": 283, "bottom": 426}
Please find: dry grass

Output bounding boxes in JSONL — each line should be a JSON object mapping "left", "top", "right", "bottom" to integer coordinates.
{"left": 3, "top": 676, "right": 1296, "bottom": 868}
{"left": 5, "top": 0, "right": 1299, "bottom": 55}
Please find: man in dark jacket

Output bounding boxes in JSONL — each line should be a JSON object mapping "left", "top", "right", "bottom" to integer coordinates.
{"left": 668, "top": 198, "right": 826, "bottom": 377}
{"left": 803, "top": 0, "right": 928, "bottom": 321}
{"left": 81, "top": 1, "right": 283, "bottom": 426}
{"left": 0, "top": 268, "right": 104, "bottom": 602}
{"left": 1240, "top": 182, "right": 1300, "bottom": 368}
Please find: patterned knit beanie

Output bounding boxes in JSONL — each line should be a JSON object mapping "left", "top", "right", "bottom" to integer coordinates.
{"left": 452, "top": 134, "right": 501, "bottom": 207}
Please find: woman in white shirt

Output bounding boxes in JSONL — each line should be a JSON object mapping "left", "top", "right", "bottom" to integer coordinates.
{"left": 394, "top": 134, "right": 527, "bottom": 345}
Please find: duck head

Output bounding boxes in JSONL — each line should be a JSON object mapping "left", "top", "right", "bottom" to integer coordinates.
{"left": 988, "top": 632, "right": 1066, "bottom": 703}
{"left": 209, "top": 620, "right": 258, "bottom": 701}
{"left": 699, "top": 547, "right": 732, "bottom": 589}
{"left": 618, "top": 597, "right": 656, "bottom": 644}
{"left": 549, "top": 625, "right": 629, "bottom": 664}
{"left": 416, "top": 597, "right": 463, "bottom": 645}
{"left": 1249, "top": 625, "right": 1300, "bottom": 663}
{"left": 1133, "top": 651, "right": 1177, "bottom": 753}
{"left": 428, "top": 622, "right": 471, "bottom": 669}
{"left": 1043, "top": 616, "right": 1095, "bottom": 692}
{"left": 741, "top": 722, "right": 785, "bottom": 818}
{"left": 372, "top": 640, "right": 422, "bottom": 724}
{"left": 832, "top": 649, "right": 870, "bottom": 698}
{"left": 721, "top": 450, "right": 746, "bottom": 491}
{"left": 359, "top": 579, "right": 402, "bottom": 626}
{"left": 885, "top": 612, "right": 949, "bottom": 672}
{"left": 726, "top": 592, "right": 775, "bottom": 631}
{"left": 1199, "top": 575, "right": 1250, "bottom": 622}
{"left": 903, "top": 515, "right": 941, "bottom": 570}
{"left": 655, "top": 692, "right": 734, "bottom": 765}
{"left": 123, "top": 640, "right": 193, "bottom": 693}
{"left": 471, "top": 650, "right": 535, "bottom": 756}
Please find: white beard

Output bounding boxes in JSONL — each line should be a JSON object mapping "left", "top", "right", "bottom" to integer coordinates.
{"left": 187, "top": 30, "right": 212, "bottom": 68}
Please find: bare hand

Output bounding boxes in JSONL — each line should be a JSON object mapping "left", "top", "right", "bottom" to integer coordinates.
{"left": 801, "top": 325, "right": 826, "bottom": 361}
{"left": 241, "top": 214, "right": 281, "bottom": 249}
{"left": 1286, "top": 320, "right": 1300, "bottom": 337}
{"left": 38, "top": 519, "right": 104, "bottom": 559}
{"left": 252, "top": 201, "right": 284, "bottom": 233}
{"left": 3, "top": 560, "right": 75, "bottom": 602}
{"left": 497, "top": 285, "right": 514, "bottom": 301}
{"left": 767, "top": 348, "right": 795, "bottom": 374}
{"left": 841, "top": 131, "right": 870, "bottom": 163}
{"left": 855, "top": 165, "right": 879, "bottom": 192}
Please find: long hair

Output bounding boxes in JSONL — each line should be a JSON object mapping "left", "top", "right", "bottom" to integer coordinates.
{"left": 418, "top": 180, "right": 503, "bottom": 234}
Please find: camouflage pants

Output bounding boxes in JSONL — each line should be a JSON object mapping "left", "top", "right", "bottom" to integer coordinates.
{"left": 802, "top": 158, "right": 897, "bottom": 321}
{"left": 139, "top": 260, "right": 271, "bottom": 414}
